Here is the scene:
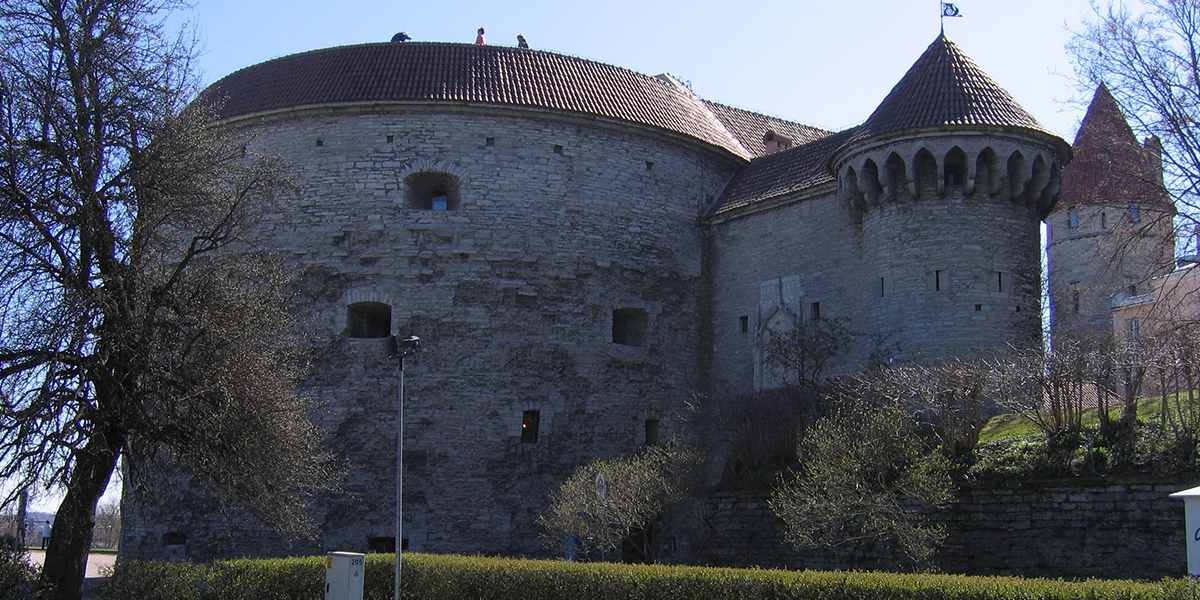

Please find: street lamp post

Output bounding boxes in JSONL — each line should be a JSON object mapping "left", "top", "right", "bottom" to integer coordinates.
{"left": 389, "top": 335, "right": 420, "bottom": 600}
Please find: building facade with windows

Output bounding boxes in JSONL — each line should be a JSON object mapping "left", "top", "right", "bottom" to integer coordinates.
{"left": 122, "top": 34, "right": 1078, "bottom": 561}
{"left": 1047, "top": 85, "right": 1177, "bottom": 341}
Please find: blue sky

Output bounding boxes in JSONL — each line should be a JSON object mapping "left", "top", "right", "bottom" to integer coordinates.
{"left": 19, "top": 0, "right": 1103, "bottom": 513}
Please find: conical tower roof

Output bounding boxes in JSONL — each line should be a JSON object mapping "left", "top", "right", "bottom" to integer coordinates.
{"left": 1059, "top": 84, "right": 1169, "bottom": 208}
{"left": 849, "top": 34, "right": 1055, "bottom": 145}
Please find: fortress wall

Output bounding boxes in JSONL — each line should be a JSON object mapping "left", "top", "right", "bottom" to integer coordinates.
{"left": 706, "top": 191, "right": 868, "bottom": 398}
{"left": 690, "top": 482, "right": 1186, "bottom": 580}
{"left": 1047, "top": 204, "right": 1176, "bottom": 339}
{"left": 861, "top": 191, "right": 1043, "bottom": 362}
{"left": 120, "top": 107, "right": 739, "bottom": 561}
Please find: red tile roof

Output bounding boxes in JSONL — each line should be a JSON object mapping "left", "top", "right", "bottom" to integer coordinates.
{"left": 1059, "top": 85, "right": 1170, "bottom": 209}
{"left": 200, "top": 42, "right": 751, "bottom": 159}
{"left": 849, "top": 35, "right": 1055, "bottom": 146}
{"left": 702, "top": 101, "right": 831, "bottom": 158}
{"left": 715, "top": 128, "right": 857, "bottom": 213}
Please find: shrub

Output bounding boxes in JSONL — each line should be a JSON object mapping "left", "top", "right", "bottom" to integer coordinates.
{"left": 0, "top": 543, "right": 38, "bottom": 600}
{"left": 101, "top": 553, "right": 1185, "bottom": 600}
{"left": 99, "top": 560, "right": 208, "bottom": 600}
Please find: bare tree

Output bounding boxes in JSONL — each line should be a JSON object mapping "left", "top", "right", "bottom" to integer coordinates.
{"left": 855, "top": 357, "right": 994, "bottom": 460}
{"left": 1069, "top": 0, "right": 1200, "bottom": 262}
{"left": 0, "top": 1, "right": 334, "bottom": 598}
{"left": 91, "top": 501, "right": 118, "bottom": 550}
{"left": 764, "top": 317, "right": 853, "bottom": 389}
{"left": 538, "top": 442, "right": 701, "bottom": 563}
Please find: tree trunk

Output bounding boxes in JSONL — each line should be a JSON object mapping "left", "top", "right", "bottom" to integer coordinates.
{"left": 39, "top": 427, "right": 124, "bottom": 600}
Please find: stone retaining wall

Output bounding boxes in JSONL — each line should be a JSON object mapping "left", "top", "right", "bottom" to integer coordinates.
{"left": 686, "top": 482, "right": 1187, "bottom": 580}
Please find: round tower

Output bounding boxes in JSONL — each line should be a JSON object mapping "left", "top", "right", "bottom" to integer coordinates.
{"left": 1048, "top": 85, "right": 1176, "bottom": 342}
{"left": 833, "top": 34, "right": 1070, "bottom": 361}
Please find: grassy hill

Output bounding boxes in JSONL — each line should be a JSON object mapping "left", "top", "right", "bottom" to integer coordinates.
{"left": 978, "top": 391, "right": 1198, "bottom": 443}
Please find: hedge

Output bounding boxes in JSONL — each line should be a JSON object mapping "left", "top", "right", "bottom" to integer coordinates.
{"left": 100, "top": 552, "right": 1190, "bottom": 600}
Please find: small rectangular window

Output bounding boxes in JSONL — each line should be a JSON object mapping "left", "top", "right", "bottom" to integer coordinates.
{"left": 1072, "top": 290, "right": 1081, "bottom": 313}
{"left": 995, "top": 271, "right": 1004, "bottom": 293}
{"left": 810, "top": 302, "right": 821, "bottom": 321}
{"left": 486, "top": 137, "right": 495, "bottom": 146}
{"left": 1101, "top": 211, "right": 1107, "bottom": 229}
{"left": 612, "top": 308, "right": 648, "bottom": 346}
{"left": 1128, "top": 284, "right": 1137, "bottom": 296}
{"left": 880, "top": 277, "right": 885, "bottom": 297}
{"left": 975, "top": 304, "right": 982, "bottom": 312}
{"left": 935, "top": 270, "right": 944, "bottom": 292}
{"left": 162, "top": 532, "right": 186, "bottom": 546}
{"left": 316, "top": 138, "right": 324, "bottom": 147}
{"left": 553, "top": 144, "right": 564, "bottom": 154}
{"left": 1128, "top": 318, "right": 1140, "bottom": 339}
{"left": 521, "top": 410, "right": 540, "bottom": 443}
{"left": 386, "top": 135, "right": 394, "bottom": 144}
{"left": 367, "top": 536, "right": 396, "bottom": 553}
{"left": 739, "top": 315, "right": 748, "bottom": 334}
{"left": 645, "top": 161, "right": 655, "bottom": 172}
{"left": 644, "top": 419, "right": 660, "bottom": 445}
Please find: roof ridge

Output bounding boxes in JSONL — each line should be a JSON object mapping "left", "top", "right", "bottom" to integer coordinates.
{"left": 701, "top": 99, "right": 832, "bottom": 136}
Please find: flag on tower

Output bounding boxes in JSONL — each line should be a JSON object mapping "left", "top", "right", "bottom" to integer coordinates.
{"left": 942, "top": 2, "right": 962, "bottom": 17}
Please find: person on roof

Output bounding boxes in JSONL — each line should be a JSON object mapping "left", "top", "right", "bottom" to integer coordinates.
{"left": 475, "top": 27, "right": 486, "bottom": 45}
{"left": 517, "top": 34, "right": 528, "bottom": 49}
{"left": 391, "top": 32, "right": 411, "bottom": 43}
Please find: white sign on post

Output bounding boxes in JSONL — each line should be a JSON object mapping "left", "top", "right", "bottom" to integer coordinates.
{"left": 1170, "top": 486, "right": 1200, "bottom": 576}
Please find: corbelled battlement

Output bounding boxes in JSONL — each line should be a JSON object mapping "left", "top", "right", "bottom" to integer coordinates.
{"left": 838, "top": 136, "right": 1062, "bottom": 218}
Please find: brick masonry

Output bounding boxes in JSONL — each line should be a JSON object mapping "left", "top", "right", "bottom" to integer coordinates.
{"left": 688, "top": 482, "right": 1189, "bottom": 580}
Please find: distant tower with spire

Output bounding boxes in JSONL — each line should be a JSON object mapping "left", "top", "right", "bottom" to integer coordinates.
{"left": 1048, "top": 84, "right": 1176, "bottom": 341}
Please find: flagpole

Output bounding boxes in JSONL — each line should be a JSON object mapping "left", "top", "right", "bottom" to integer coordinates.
{"left": 939, "top": 1, "right": 944, "bottom": 34}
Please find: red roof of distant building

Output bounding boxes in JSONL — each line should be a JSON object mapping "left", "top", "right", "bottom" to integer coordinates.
{"left": 1059, "top": 85, "right": 1170, "bottom": 209}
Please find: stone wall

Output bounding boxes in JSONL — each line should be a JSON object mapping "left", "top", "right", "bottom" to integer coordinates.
{"left": 687, "top": 482, "right": 1188, "bottom": 580}
{"left": 120, "top": 105, "right": 739, "bottom": 562}
{"left": 1047, "top": 203, "right": 1176, "bottom": 340}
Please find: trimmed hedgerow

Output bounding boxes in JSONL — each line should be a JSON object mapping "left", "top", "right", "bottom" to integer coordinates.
{"left": 102, "top": 552, "right": 1185, "bottom": 600}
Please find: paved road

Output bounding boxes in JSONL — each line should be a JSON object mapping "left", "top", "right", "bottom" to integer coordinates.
{"left": 27, "top": 550, "right": 116, "bottom": 578}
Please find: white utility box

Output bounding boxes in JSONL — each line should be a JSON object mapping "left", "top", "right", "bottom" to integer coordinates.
{"left": 1169, "top": 486, "right": 1200, "bottom": 576}
{"left": 324, "top": 551, "right": 365, "bottom": 600}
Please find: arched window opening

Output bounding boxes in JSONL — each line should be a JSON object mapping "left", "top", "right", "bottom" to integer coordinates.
{"left": 405, "top": 171, "right": 460, "bottom": 210}
{"left": 347, "top": 301, "right": 391, "bottom": 338}
{"left": 1027, "top": 155, "right": 1048, "bottom": 200}
{"left": 975, "top": 148, "right": 996, "bottom": 195}
{"left": 1007, "top": 151, "right": 1026, "bottom": 198}
{"left": 845, "top": 167, "right": 864, "bottom": 225}
{"left": 862, "top": 159, "right": 882, "bottom": 201}
{"left": 885, "top": 153, "right": 906, "bottom": 199}
{"left": 944, "top": 147, "right": 967, "bottom": 192}
{"left": 914, "top": 149, "right": 938, "bottom": 196}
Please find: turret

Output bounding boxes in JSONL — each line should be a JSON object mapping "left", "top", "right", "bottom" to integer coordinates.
{"left": 832, "top": 34, "right": 1070, "bottom": 360}
{"left": 1048, "top": 85, "right": 1176, "bottom": 342}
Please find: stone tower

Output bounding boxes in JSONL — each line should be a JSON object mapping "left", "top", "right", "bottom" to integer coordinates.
{"left": 833, "top": 34, "right": 1066, "bottom": 360}
{"left": 1048, "top": 85, "right": 1176, "bottom": 341}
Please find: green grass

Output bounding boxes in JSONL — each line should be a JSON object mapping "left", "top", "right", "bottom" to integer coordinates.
{"left": 979, "top": 390, "right": 1200, "bottom": 443}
